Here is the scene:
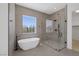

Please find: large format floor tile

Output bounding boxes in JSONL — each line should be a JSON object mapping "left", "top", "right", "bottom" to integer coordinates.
{"left": 13, "top": 43, "right": 79, "bottom": 56}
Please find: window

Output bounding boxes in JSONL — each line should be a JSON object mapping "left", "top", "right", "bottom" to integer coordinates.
{"left": 46, "top": 19, "right": 53, "bottom": 33}
{"left": 22, "top": 15, "right": 36, "bottom": 33}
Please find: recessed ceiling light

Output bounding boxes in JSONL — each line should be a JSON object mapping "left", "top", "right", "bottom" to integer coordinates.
{"left": 75, "top": 10, "right": 79, "bottom": 13}
{"left": 54, "top": 8, "right": 56, "bottom": 9}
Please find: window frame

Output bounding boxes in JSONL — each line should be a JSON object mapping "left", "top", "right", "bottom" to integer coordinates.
{"left": 22, "top": 15, "right": 37, "bottom": 34}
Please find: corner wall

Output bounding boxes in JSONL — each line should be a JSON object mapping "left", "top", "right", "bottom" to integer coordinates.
{"left": 8, "top": 3, "right": 15, "bottom": 56}
{"left": 67, "top": 4, "right": 72, "bottom": 49}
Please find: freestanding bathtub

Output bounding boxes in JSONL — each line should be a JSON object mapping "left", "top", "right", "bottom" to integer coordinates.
{"left": 18, "top": 38, "right": 40, "bottom": 50}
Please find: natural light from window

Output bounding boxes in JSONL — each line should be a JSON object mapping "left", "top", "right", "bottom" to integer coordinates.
{"left": 46, "top": 19, "right": 53, "bottom": 33}
{"left": 22, "top": 15, "right": 36, "bottom": 33}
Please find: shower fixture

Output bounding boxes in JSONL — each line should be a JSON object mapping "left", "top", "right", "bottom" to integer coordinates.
{"left": 58, "top": 24, "right": 62, "bottom": 38}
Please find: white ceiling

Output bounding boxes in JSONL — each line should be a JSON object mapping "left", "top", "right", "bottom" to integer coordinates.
{"left": 16, "top": 3, "right": 66, "bottom": 14}
{"left": 67, "top": 3, "right": 79, "bottom": 15}
{"left": 69, "top": 3, "right": 79, "bottom": 12}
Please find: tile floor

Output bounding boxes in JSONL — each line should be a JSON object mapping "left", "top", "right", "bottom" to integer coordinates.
{"left": 42, "top": 39, "right": 65, "bottom": 50}
{"left": 13, "top": 43, "right": 79, "bottom": 56}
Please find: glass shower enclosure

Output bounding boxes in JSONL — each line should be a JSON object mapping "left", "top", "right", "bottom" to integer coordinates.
{"left": 43, "top": 6, "right": 67, "bottom": 51}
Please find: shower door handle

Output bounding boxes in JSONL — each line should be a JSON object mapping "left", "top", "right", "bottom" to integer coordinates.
{"left": 60, "top": 32, "right": 62, "bottom": 37}
{"left": 58, "top": 32, "right": 62, "bottom": 38}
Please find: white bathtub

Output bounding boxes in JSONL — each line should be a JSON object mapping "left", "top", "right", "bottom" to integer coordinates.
{"left": 18, "top": 38, "right": 40, "bottom": 50}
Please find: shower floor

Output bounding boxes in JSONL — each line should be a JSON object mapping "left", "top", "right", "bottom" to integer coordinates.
{"left": 42, "top": 39, "right": 65, "bottom": 51}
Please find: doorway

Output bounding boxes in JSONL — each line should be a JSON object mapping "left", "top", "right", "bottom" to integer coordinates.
{"left": 72, "top": 11, "right": 79, "bottom": 52}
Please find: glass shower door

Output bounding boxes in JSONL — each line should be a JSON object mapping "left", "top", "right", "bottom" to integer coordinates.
{"left": 43, "top": 7, "right": 67, "bottom": 52}
{"left": 56, "top": 9, "right": 67, "bottom": 51}
{"left": 57, "top": 17, "right": 65, "bottom": 51}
